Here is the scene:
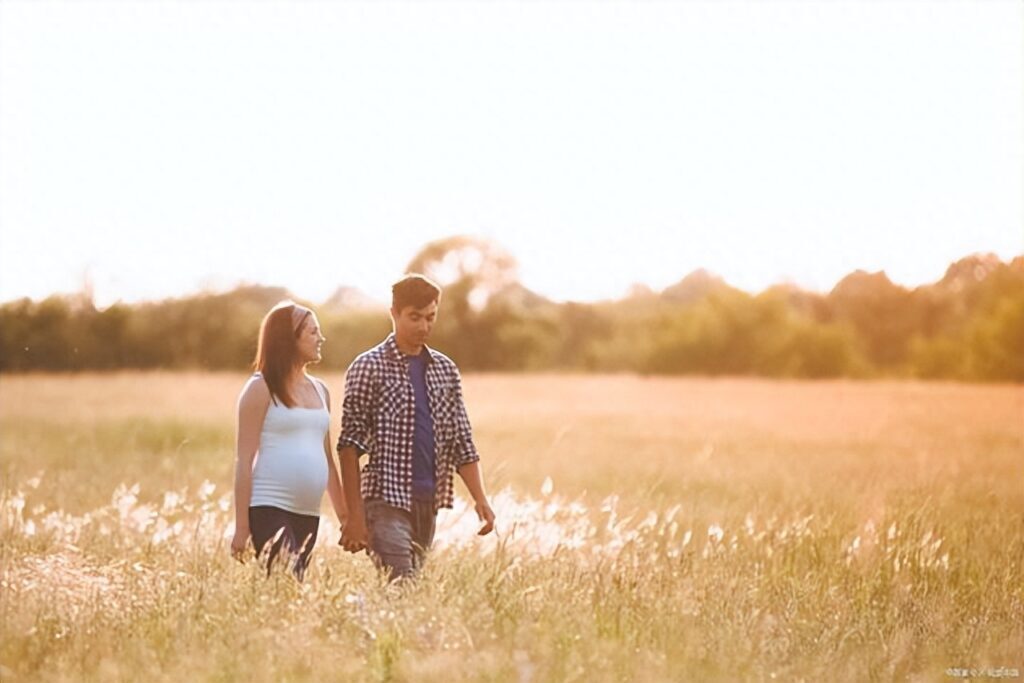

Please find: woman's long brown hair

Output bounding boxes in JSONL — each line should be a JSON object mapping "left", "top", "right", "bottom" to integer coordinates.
{"left": 253, "top": 301, "right": 311, "bottom": 407}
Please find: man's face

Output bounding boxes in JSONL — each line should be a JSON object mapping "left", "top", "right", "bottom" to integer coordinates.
{"left": 392, "top": 300, "right": 438, "bottom": 351}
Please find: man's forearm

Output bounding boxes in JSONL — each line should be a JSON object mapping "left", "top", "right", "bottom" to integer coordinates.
{"left": 457, "top": 461, "right": 488, "bottom": 504}
{"left": 338, "top": 445, "right": 364, "bottom": 514}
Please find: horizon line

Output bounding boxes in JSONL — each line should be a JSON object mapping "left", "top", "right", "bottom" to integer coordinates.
{"left": 3, "top": 250, "right": 1020, "bottom": 310}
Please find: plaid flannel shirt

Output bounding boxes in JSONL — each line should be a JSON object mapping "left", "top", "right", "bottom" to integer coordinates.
{"left": 337, "top": 333, "right": 480, "bottom": 512}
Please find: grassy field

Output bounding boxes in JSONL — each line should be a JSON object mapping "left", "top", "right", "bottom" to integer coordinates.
{"left": 1, "top": 372, "right": 1022, "bottom": 682}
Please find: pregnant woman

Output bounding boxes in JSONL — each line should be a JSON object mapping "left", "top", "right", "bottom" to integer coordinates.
{"left": 230, "top": 301, "right": 347, "bottom": 579}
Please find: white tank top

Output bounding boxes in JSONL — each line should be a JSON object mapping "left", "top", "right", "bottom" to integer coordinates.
{"left": 250, "top": 374, "right": 330, "bottom": 516}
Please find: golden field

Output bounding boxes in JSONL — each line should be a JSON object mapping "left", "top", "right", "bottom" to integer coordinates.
{"left": 1, "top": 372, "right": 1022, "bottom": 682}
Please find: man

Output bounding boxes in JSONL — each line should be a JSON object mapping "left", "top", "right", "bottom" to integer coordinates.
{"left": 337, "top": 274, "right": 496, "bottom": 579}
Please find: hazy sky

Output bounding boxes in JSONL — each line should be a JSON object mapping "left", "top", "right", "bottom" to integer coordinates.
{"left": 1, "top": 0, "right": 1021, "bottom": 307}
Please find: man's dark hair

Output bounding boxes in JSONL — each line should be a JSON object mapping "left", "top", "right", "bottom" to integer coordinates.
{"left": 392, "top": 274, "right": 442, "bottom": 311}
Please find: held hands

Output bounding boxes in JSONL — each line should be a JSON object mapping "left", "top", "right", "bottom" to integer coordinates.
{"left": 340, "top": 514, "right": 368, "bottom": 553}
{"left": 475, "top": 500, "right": 496, "bottom": 536}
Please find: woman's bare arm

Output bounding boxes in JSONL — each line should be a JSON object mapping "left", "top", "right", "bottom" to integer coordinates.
{"left": 318, "top": 380, "right": 348, "bottom": 527}
{"left": 232, "top": 376, "right": 270, "bottom": 560}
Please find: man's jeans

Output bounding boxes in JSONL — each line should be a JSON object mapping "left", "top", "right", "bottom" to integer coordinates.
{"left": 365, "top": 498, "right": 436, "bottom": 580}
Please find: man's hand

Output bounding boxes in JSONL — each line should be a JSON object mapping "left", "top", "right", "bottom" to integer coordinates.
{"left": 475, "top": 500, "right": 496, "bottom": 536}
{"left": 457, "top": 461, "right": 494, "bottom": 536}
{"left": 340, "top": 514, "right": 368, "bottom": 553}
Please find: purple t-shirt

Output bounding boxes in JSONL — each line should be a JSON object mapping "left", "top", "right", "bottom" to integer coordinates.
{"left": 407, "top": 351, "right": 436, "bottom": 500}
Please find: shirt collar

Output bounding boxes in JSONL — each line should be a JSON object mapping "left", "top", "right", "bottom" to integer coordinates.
{"left": 384, "top": 333, "right": 437, "bottom": 364}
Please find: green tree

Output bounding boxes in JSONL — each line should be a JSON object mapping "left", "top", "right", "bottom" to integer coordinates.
{"left": 967, "top": 293, "right": 1024, "bottom": 381}
{"left": 405, "top": 235, "right": 520, "bottom": 369}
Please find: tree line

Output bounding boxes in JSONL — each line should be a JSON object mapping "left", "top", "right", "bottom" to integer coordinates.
{"left": 1, "top": 238, "right": 1021, "bottom": 381}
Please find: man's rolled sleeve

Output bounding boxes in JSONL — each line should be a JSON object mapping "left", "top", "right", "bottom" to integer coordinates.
{"left": 338, "top": 357, "right": 373, "bottom": 455}
{"left": 452, "top": 371, "right": 480, "bottom": 467}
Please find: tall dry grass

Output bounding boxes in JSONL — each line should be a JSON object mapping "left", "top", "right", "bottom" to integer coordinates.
{"left": 1, "top": 372, "right": 1022, "bottom": 681}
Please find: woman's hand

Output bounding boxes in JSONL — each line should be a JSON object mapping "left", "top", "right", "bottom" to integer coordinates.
{"left": 231, "top": 526, "right": 251, "bottom": 562}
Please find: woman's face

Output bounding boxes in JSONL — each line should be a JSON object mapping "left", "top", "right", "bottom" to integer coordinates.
{"left": 296, "top": 313, "right": 325, "bottom": 364}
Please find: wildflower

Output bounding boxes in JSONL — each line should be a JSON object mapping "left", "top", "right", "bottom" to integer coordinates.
{"left": 161, "top": 491, "right": 182, "bottom": 513}
{"left": 197, "top": 480, "right": 216, "bottom": 501}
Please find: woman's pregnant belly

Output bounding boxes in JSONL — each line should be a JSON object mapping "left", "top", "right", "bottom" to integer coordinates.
{"left": 250, "top": 436, "right": 328, "bottom": 516}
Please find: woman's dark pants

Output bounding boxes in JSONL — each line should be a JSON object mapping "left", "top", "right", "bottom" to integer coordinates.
{"left": 249, "top": 505, "right": 320, "bottom": 580}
